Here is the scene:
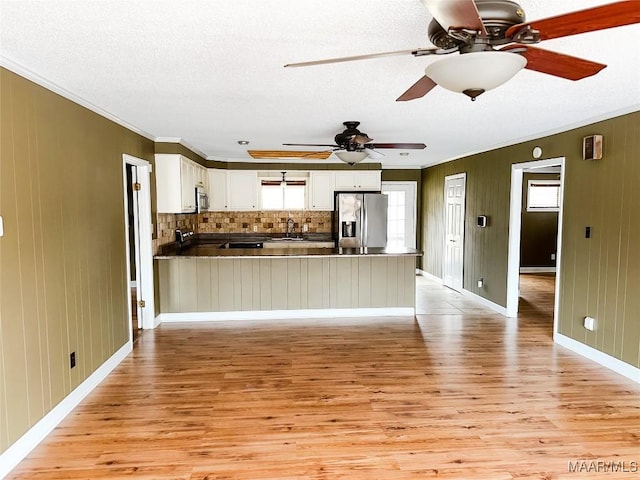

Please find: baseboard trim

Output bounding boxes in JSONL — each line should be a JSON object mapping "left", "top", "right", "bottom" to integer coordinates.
{"left": 0, "top": 341, "right": 133, "bottom": 478}
{"left": 417, "top": 269, "right": 442, "bottom": 283}
{"left": 157, "top": 307, "right": 416, "bottom": 323}
{"left": 461, "top": 289, "right": 509, "bottom": 317}
{"left": 554, "top": 333, "right": 639, "bottom": 384}
{"left": 520, "top": 267, "right": 556, "bottom": 273}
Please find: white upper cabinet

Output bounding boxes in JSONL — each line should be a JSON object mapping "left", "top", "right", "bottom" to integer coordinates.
{"left": 334, "top": 171, "right": 381, "bottom": 191}
{"left": 195, "top": 163, "right": 208, "bottom": 189}
{"left": 208, "top": 169, "right": 228, "bottom": 211}
{"left": 309, "top": 171, "right": 335, "bottom": 210}
{"left": 155, "top": 154, "right": 202, "bottom": 213}
{"left": 227, "top": 171, "right": 258, "bottom": 211}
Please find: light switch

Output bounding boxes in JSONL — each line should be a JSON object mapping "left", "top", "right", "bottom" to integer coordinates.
{"left": 0, "top": 215, "right": 3, "bottom": 237}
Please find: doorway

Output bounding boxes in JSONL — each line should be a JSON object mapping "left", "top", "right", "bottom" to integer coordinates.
{"left": 122, "top": 154, "right": 155, "bottom": 335}
{"left": 381, "top": 181, "right": 417, "bottom": 248}
{"left": 443, "top": 173, "right": 466, "bottom": 292}
{"left": 506, "top": 158, "right": 565, "bottom": 336}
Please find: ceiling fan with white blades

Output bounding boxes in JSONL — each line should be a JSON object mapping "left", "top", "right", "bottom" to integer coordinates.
{"left": 283, "top": 121, "right": 426, "bottom": 165}
{"left": 285, "top": 0, "right": 640, "bottom": 101}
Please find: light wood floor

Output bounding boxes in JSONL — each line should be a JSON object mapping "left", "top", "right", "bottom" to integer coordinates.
{"left": 9, "top": 274, "right": 640, "bottom": 479}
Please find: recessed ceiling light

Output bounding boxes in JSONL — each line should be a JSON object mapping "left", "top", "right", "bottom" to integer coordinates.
{"left": 237, "top": 140, "right": 250, "bottom": 145}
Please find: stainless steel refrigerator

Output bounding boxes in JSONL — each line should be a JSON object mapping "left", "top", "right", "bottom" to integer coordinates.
{"left": 335, "top": 192, "right": 388, "bottom": 248}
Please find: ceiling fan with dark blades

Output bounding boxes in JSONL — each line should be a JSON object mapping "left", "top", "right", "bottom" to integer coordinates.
{"left": 285, "top": 0, "right": 640, "bottom": 101}
{"left": 282, "top": 121, "right": 426, "bottom": 165}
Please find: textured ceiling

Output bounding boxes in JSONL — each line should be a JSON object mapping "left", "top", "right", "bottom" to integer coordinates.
{"left": 1, "top": 0, "right": 639, "bottom": 167}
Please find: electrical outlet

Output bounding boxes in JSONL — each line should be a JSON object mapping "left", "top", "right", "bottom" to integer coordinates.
{"left": 253, "top": 225, "right": 258, "bottom": 232}
{"left": 70, "top": 352, "right": 76, "bottom": 369}
{"left": 303, "top": 224, "right": 308, "bottom": 232}
{"left": 477, "top": 278, "right": 484, "bottom": 288}
{"left": 551, "top": 253, "right": 556, "bottom": 261}
{"left": 584, "top": 316, "right": 596, "bottom": 331}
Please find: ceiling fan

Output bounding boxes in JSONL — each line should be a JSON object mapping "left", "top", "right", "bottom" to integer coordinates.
{"left": 285, "top": 0, "right": 640, "bottom": 101}
{"left": 282, "top": 121, "right": 427, "bottom": 165}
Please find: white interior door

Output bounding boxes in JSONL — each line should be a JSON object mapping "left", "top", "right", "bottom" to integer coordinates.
{"left": 443, "top": 173, "right": 466, "bottom": 291}
{"left": 123, "top": 154, "right": 156, "bottom": 330}
{"left": 381, "top": 181, "right": 417, "bottom": 248}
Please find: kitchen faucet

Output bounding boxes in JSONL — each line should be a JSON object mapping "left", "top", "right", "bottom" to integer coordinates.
{"left": 286, "top": 218, "right": 295, "bottom": 237}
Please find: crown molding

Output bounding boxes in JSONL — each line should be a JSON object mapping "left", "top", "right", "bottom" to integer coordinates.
{"left": 0, "top": 55, "right": 156, "bottom": 141}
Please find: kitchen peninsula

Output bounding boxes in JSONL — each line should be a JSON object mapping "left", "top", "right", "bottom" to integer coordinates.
{"left": 155, "top": 240, "right": 421, "bottom": 322}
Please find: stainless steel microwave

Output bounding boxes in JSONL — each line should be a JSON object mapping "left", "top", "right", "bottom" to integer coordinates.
{"left": 196, "top": 185, "right": 209, "bottom": 212}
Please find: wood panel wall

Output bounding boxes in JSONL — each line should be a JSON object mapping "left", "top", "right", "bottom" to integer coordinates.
{"left": 421, "top": 111, "right": 640, "bottom": 368}
{"left": 0, "top": 68, "right": 154, "bottom": 453}
{"left": 157, "top": 256, "right": 416, "bottom": 313}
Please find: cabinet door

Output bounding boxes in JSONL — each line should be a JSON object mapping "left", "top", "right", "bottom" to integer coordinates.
{"left": 227, "top": 171, "right": 258, "bottom": 210}
{"left": 195, "top": 165, "right": 208, "bottom": 189}
{"left": 208, "top": 169, "right": 228, "bottom": 211}
{"left": 356, "top": 171, "right": 381, "bottom": 190}
{"left": 155, "top": 154, "right": 182, "bottom": 213}
{"left": 335, "top": 171, "right": 381, "bottom": 191}
{"left": 309, "top": 172, "right": 335, "bottom": 210}
{"left": 180, "top": 157, "right": 197, "bottom": 212}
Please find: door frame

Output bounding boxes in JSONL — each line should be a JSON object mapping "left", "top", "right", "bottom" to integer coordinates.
{"left": 506, "top": 157, "right": 565, "bottom": 335}
{"left": 443, "top": 173, "right": 466, "bottom": 291}
{"left": 122, "top": 154, "right": 156, "bottom": 331}
{"left": 381, "top": 181, "right": 417, "bottom": 248}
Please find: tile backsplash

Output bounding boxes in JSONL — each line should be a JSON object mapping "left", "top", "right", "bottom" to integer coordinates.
{"left": 154, "top": 213, "right": 198, "bottom": 253}
{"left": 154, "top": 210, "right": 332, "bottom": 253}
{"left": 198, "top": 210, "right": 332, "bottom": 235}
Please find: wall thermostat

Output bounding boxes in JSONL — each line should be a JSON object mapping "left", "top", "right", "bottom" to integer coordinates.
{"left": 583, "top": 135, "right": 603, "bottom": 160}
{"left": 477, "top": 215, "right": 488, "bottom": 228}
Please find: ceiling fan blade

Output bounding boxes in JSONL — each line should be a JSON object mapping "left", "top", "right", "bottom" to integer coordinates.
{"left": 506, "top": 1, "right": 640, "bottom": 41}
{"left": 396, "top": 75, "right": 438, "bottom": 102}
{"left": 420, "top": 0, "right": 487, "bottom": 34}
{"left": 282, "top": 143, "right": 338, "bottom": 147}
{"left": 248, "top": 150, "right": 332, "bottom": 160}
{"left": 367, "top": 143, "right": 427, "bottom": 149}
{"left": 501, "top": 45, "right": 606, "bottom": 80}
{"left": 284, "top": 48, "right": 431, "bottom": 68}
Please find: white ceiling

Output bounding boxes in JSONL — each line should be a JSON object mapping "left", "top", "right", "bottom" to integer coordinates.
{"left": 1, "top": 0, "right": 639, "bottom": 168}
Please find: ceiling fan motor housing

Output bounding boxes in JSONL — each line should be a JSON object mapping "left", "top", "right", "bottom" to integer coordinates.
{"left": 334, "top": 121, "right": 369, "bottom": 150}
{"left": 428, "top": 0, "right": 526, "bottom": 49}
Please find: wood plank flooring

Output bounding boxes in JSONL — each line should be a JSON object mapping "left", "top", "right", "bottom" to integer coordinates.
{"left": 9, "top": 274, "right": 640, "bottom": 479}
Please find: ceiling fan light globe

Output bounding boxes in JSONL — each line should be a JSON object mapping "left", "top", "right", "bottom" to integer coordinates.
{"left": 335, "top": 150, "right": 369, "bottom": 164}
{"left": 425, "top": 51, "right": 527, "bottom": 95}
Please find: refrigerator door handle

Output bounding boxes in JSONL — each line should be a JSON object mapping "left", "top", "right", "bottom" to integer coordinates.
{"left": 361, "top": 206, "right": 367, "bottom": 247}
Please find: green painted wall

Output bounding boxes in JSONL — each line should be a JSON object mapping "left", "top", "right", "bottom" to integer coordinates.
{"left": 421, "top": 110, "right": 640, "bottom": 368}
{"left": 0, "top": 67, "right": 155, "bottom": 453}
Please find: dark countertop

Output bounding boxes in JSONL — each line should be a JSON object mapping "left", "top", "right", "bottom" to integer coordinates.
{"left": 155, "top": 244, "right": 422, "bottom": 259}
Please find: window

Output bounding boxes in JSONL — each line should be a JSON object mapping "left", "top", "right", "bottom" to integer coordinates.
{"left": 527, "top": 179, "right": 561, "bottom": 212}
{"left": 261, "top": 181, "right": 306, "bottom": 210}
